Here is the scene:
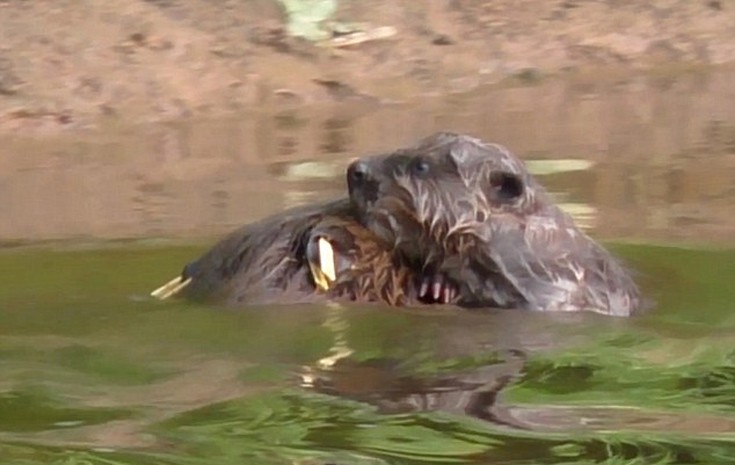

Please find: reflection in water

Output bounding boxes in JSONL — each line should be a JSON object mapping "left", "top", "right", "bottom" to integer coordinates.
{"left": 302, "top": 351, "right": 527, "bottom": 427}
{"left": 0, "top": 71, "right": 734, "bottom": 244}
{"left": 302, "top": 353, "right": 735, "bottom": 436}
{"left": 0, "top": 243, "right": 733, "bottom": 463}
{"left": 300, "top": 305, "right": 527, "bottom": 428}
{"left": 298, "top": 304, "right": 735, "bottom": 437}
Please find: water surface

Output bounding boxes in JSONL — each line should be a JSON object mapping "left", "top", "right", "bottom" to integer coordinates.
{"left": 1, "top": 70, "right": 734, "bottom": 464}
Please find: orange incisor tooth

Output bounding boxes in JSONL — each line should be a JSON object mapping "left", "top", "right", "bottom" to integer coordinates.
{"left": 310, "top": 237, "right": 337, "bottom": 291}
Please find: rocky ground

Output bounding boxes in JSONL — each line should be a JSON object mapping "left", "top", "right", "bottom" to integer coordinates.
{"left": 0, "top": 0, "right": 733, "bottom": 133}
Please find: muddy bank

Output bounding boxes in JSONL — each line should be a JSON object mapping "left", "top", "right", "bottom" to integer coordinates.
{"left": 0, "top": 0, "right": 733, "bottom": 133}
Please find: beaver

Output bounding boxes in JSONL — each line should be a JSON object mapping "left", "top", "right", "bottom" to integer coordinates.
{"left": 346, "top": 132, "right": 641, "bottom": 316}
{"left": 154, "top": 198, "right": 446, "bottom": 307}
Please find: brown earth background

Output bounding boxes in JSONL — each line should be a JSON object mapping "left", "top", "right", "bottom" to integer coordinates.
{"left": 1, "top": 0, "right": 734, "bottom": 133}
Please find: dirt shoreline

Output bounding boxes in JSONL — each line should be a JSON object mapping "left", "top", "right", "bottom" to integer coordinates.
{"left": 0, "top": 0, "right": 733, "bottom": 134}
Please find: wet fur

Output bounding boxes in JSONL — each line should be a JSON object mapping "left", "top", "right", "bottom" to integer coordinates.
{"left": 179, "top": 199, "right": 421, "bottom": 306}
{"left": 348, "top": 132, "right": 641, "bottom": 316}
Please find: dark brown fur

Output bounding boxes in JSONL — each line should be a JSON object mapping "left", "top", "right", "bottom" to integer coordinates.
{"left": 347, "top": 132, "right": 641, "bottom": 316}
{"left": 178, "top": 199, "right": 421, "bottom": 307}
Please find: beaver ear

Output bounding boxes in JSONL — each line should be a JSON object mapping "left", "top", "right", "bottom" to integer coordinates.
{"left": 484, "top": 171, "right": 524, "bottom": 204}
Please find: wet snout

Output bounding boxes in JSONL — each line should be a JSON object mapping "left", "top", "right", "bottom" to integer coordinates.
{"left": 347, "top": 159, "right": 370, "bottom": 188}
{"left": 347, "top": 158, "right": 380, "bottom": 206}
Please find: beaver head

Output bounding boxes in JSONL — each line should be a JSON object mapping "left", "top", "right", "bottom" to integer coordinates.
{"left": 347, "top": 132, "right": 550, "bottom": 263}
{"left": 347, "top": 132, "right": 640, "bottom": 316}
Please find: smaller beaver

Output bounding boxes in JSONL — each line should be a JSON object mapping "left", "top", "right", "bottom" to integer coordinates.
{"left": 347, "top": 132, "right": 641, "bottom": 316}
{"left": 152, "top": 198, "right": 442, "bottom": 307}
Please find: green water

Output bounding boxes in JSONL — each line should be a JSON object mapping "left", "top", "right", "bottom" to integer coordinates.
{"left": 0, "top": 243, "right": 733, "bottom": 464}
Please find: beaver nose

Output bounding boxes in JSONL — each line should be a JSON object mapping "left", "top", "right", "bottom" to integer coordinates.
{"left": 347, "top": 160, "right": 370, "bottom": 187}
{"left": 182, "top": 260, "right": 200, "bottom": 280}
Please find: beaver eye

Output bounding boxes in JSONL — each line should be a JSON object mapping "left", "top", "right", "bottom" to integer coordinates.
{"left": 489, "top": 171, "right": 524, "bottom": 201}
{"left": 409, "top": 158, "right": 430, "bottom": 178}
